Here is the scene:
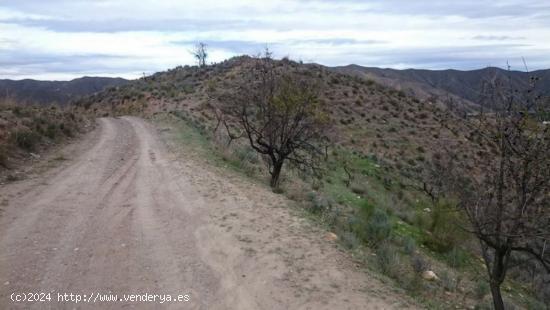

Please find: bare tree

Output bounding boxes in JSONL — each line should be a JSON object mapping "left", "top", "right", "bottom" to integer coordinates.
{"left": 191, "top": 42, "right": 208, "bottom": 67}
{"left": 342, "top": 160, "right": 354, "bottom": 188}
{"left": 211, "top": 50, "right": 328, "bottom": 188}
{"left": 431, "top": 71, "right": 550, "bottom": 309}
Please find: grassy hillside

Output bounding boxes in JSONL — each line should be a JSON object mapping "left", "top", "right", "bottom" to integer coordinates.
{"left": 0, "top": 98, "right": 93, "bottom": 180}
{"left": 77, "top": 57, "right": 548, "bottom": 309}
{"left": 152, "top": 111, "right": 547, "bottom": 309}
{"left": 77, "top": 56, "right": 490, "bottom": 180}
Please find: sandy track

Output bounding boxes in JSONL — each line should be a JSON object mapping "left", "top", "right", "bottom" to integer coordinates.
{"left": 0, "top": 117, "right": 415, "bottom": 309}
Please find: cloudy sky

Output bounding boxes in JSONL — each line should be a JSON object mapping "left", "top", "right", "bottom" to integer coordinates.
{"left": 1, "top": 0, "right": 549, "bottom": 80}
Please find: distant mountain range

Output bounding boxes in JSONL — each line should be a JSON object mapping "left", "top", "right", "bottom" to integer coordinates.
{"left": 0, "top": 76, "right": 129, "bottom": 105}
{"left": 332, "top": 66, "right": 550, "bottom": 112}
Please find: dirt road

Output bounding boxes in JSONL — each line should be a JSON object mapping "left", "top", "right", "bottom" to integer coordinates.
{"left": 0, "top": 117, "right": 415, "bottom": 309}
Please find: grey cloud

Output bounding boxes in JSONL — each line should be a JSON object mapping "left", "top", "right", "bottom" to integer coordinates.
{"left": 346, "top": 0, "right": 550, "bottom": 19}
{"left": 0, "top": 17, "right": 263, "bottom": 33}
{"left": 319, "top": 44, "right": 537, "bottom": 70}
{"left": 172, "top": 38, "right": 385, "bottom": 54}
{"left": 1, "top": 0, "right": 549, "bottom": 78}
{"left": 0, "top": 50, "right": 127, "bottom": 66}
{"left": 0, "top": 50, "right": 141, "bottom": 77}
{"left": 287, "top": 38, "right": 386, "bottom": 45}
{"left": 472, "top": 35, "right": 526, "bottom": 41}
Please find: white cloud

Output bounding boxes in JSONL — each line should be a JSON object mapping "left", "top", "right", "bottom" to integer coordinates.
{"left": 0, "top": 0, "right": 548, "bottom": 80}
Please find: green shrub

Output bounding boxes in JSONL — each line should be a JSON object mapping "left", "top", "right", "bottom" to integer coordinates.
{"left": 403, "top": 236, "right": 416, "bottom": 255}
{"left": 474, "top": 280, "right": 489, "bottom": 299}
{"left": 183, "top": 84, "right": 194, "bottom": 94}
{"left": 413, "top": 209, "right": 431, "bottom": 230}
{"left": 525, "top": 298, "right": 547, "bottom": 310}
{"left": 405, "top": 274, "right": 425, "bottom": 294}
{"left": 306, "top": 191, "right": 317, "bottom": 201}
{"left": 12, "top": 106, "right": 25, "bottom": 117}
{"left": 440, "top": 270, "right": 457, "bottom": 292}
{"left": 235, "top": 146, "right": 259, "bottom": 165}
{"left": 365, "top": 209, "right": 392, "bottom": 246}
{"left": 376, "top": 242, "right": 400, "bottom": 278}
{"left": 422, "top": 200, "right": 468, "bottom": 253}
{"left": 32, "top": 116, "right": 47, "bottom": 126}
{"left": 346, "top": 214, "right": 364, "bottom": 235}
{"left": 474, "top": 301, "right": 492, "bottom": 310}
{"left": 62, "top": 125, "right": 73, "bottom": 137}
{"left": 444, "top": 246, "right": 469, "bottom": 269}
{"left": 312, "top": 196, "right": 332, "bottom": 213}
{"left": 341, "top": 231, "right": 360, "bottom": 249}
{"left": 45, "top": 124, "right": 57, "bottom": 139}
{"left": 11, "top": 129, "right": 41, "bottom": 151}
{"left": 411, "top": 254, "right": 429, "bottom": 274}
{"left": 323, "top": 207, "right": 342, "bottom": 228}
{"left": 307, "top": 191, "right": 332, "bottom": 214}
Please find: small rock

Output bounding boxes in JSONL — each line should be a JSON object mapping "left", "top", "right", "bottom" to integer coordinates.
{"left": 423, "top": 208, "right": 431, "bottom": 213}
{"left": 74, "top": 247, "right": 79, "bottom": 252}
{"left": 29, "top": 153, "right": 40, "bottom": 159}
{"left": 324, "top": 232, "right": 338, "bottom": 242}
{"left": 421, "top": 270, "right": 439, "bottom": 281}
{"left": 4, "top": 281, "right": 9, "bottom": 286}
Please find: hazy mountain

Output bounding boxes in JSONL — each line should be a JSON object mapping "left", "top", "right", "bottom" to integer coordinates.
{"left": 0, "top": 76, "right": 129, "bottom": 105}
{"left": 332, "top": 66, "right": 550, "bottom": 112}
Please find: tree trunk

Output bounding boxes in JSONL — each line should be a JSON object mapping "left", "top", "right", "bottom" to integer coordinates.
{"left": 489, "top": 250, "right": 507, "bottom": 310}
{"left": 270, "top": 160, "right": 284, "bottom": 188}
{"left": 490, "top": 281, "right": 505, "bottom": 310}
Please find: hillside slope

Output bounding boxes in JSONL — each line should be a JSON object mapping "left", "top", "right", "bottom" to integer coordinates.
{"left": 0, "top": 98, "right": 92, "bottom": 180}
{"left": 73, "top": 57, "right": 550, "bottom": 308}
{"left": 333, "top": 66, "right": 550, "bottom": 113}
{"left": 77, "top": 56, "right": 489, "bottom": 179}
{"left": 0, "top": 77, "right": 128, "bottom": 105}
